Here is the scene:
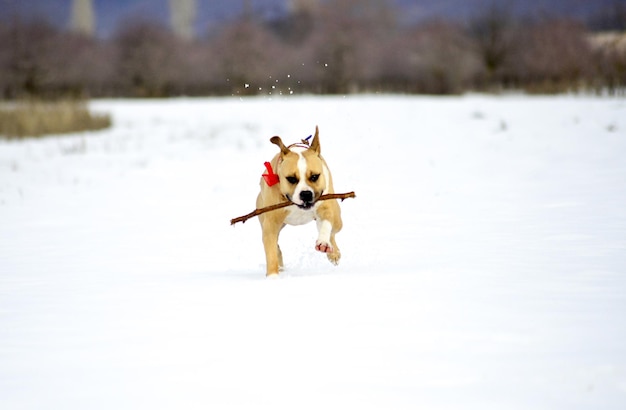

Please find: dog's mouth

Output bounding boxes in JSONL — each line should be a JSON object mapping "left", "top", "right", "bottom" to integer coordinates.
{"left": 296, "top": 202, "right": 315, "bottom": 210}
{"left": 286, "top": 194, "right": 316, "bottom": 210}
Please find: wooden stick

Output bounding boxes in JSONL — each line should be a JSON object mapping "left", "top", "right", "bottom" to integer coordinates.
{"left": 230, "top": 191, "right": 356, "bottom": 225}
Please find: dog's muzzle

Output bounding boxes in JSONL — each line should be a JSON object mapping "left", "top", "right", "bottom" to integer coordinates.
{"left": 288, "top": 190, "right": 316, "bottom": 210}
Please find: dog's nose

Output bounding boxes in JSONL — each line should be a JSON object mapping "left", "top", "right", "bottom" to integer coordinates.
{"left": 300, "top": 190, "right": 313, "bottom": 203}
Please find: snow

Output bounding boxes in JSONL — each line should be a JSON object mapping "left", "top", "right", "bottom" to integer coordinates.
{"left": 1, "top": 94, "right": 625, "bottom": 409}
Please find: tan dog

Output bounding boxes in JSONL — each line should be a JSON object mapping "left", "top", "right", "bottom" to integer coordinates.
{"left": 256, "top": 126, "right": 343, "bottom": 277}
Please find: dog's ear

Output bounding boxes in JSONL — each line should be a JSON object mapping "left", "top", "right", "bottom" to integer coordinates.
{"left": 270, "top": 136, "right": 290, "bottom": 156}
{"left": 309, "top": 125, "right": 320, "bottom": 155}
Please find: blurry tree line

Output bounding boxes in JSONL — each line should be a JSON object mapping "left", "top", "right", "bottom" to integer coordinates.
{"left": 1, "top": 0, "right": 626, "bottom": 99}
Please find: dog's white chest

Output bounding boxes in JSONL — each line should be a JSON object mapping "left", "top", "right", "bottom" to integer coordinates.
{"left": 284, "top": 205, "right": 317, "bottom": 226}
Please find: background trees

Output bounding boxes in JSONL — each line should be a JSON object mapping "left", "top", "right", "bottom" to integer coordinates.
{"left": 516, "top": 20, "right": 596, "bottom": 93}
{"left": 0, "top": 2, "right": 624, "bottom": 99}
{"left": 0, "top": 21, "right": 63, "bottom": 98}
{"left": 114, "top": 21, "right": 185, "bottom": 97}
{"left": 469, "top": 5, "right": 520, "bottom": 90}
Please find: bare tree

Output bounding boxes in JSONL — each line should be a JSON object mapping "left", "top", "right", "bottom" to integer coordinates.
{"left": 209, "top": 17, "right": 284, "bottom": 95}
{"left": 0, "top": 24, "right": 12, "bottom": 98}
{"left": 310, "top": 0, "right": 396, "bottom": 93}
{"left": 385, "top": 21, "right": 481, "bottom": 94}
{"left": 0, "top": 20, "right": 62, "bottom": 98}
{"left": 113, "top": 20, "right": 184, "bottom": 97}
{"left": 591, "top": 32, "right": 626, "bottom": 95}
{"left": 469, "top": 4, "right": 520, "bottom": 89}
{"left": 517, "top": 20, "right": 596, "bottom": 93}
{"left": 51, "top": 33, "right": 114, "bottom": 97}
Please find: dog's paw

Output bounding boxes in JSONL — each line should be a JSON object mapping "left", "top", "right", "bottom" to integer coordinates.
{"left": 316, "top": 241, "right": 341, "bottom": 265}
{"left": 327, "top": 249, "right": 341, "bottom": 265}
{"left": 315, "top": 240, "right": 334, "bottom": 254}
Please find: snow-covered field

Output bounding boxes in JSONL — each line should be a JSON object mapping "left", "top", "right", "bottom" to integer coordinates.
{"left": 1, "top": 95, "right": 625, "bottom": 409}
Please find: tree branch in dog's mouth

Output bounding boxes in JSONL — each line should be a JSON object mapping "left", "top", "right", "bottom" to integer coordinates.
{"left": 230, "top": 192, "right": 356, "bottom": 225}
{"left": 285, "top": 194, "right": 314, "bottom": 210}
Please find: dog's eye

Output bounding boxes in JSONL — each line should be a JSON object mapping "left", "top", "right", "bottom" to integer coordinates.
{"left": 309, "top": 174, "right": 320, "bottom": 182}
{"left": 286, "top": 176, "right": 298, "bottom": 184}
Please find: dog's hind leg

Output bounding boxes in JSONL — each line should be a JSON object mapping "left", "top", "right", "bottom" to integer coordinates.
{"left": 277, "top": 244, "right": 284, "bottom": 270}
{"left": 262, "top": 221, "right": 288, "bottom": 276}
{"left": 262, "top": 238, "right": 280, "bottom": 277}
{"left": 277, "top": 224, "right": 286, "bottom": 270}
{"left": 261, "top": 221, "right": 282, "bottom": 277}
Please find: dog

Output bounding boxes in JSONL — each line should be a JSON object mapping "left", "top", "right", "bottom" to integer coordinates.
{"left": 256, "top": 126, "right": 343, "bottom": 277}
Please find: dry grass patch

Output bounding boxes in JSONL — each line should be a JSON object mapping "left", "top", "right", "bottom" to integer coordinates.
{"left": 0, "top": 100, "right": 111, "bottom": 139}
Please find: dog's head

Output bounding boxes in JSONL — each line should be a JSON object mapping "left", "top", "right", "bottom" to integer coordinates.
{"left": 270, "top": 126, "right": 327, "bottom": 210}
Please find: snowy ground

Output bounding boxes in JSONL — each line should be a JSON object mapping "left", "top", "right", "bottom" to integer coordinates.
{"left": 1, "top": 94, "right": 625, "bottom": 409}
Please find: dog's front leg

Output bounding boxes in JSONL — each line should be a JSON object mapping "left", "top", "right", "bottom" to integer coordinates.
{"left": 315, "top": 219, "right": 333, "bottom": 252}
{"left": 261, "top": 222, "right": 281, "bottom": 277}
{"left": 315, "top": 219, "right": 341, "bottom": 265}
{"left": 314, "top": 201, "right": 342, "bottom": 265}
